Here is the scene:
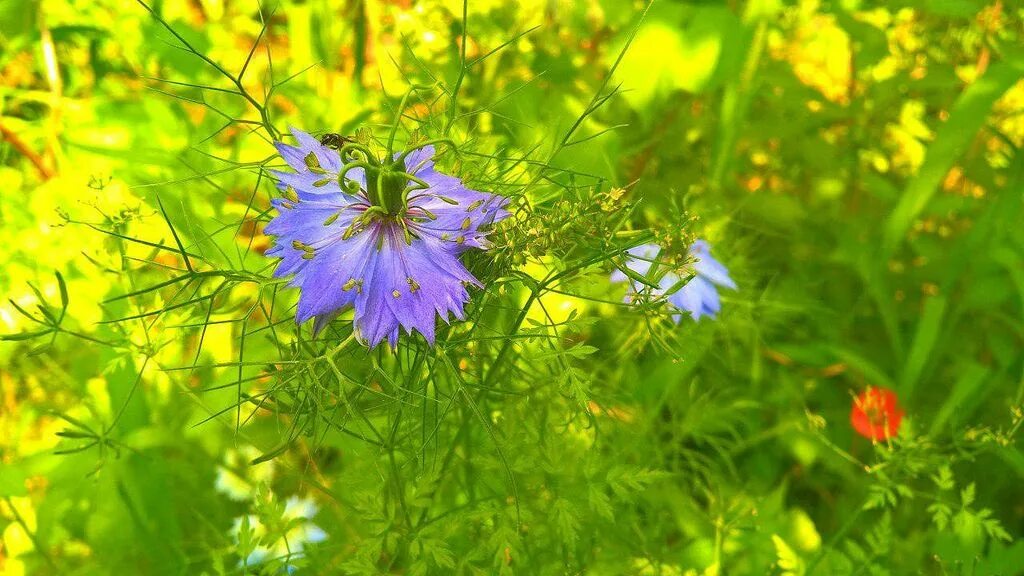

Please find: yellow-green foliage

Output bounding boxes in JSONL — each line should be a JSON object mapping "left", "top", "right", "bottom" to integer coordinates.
{"left": 2, "top": 0, "right": 1024, "bottom": 574}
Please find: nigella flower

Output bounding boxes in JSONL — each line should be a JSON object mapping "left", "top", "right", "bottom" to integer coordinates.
{"left": 264, "top": 127, "right": 509, "bottom": 347}
{"left": 611, "top": 240, "right": 736, "bottom": 321}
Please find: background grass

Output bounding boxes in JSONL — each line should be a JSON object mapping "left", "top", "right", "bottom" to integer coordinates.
{"left": 2, "top": 0, "right": 1024, "bottom": 574}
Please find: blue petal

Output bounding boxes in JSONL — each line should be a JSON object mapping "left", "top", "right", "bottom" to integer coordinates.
{"left": 274, "top": 126, "right": 343, "bottom": 176}
{"left": 352, "top": 230, "right": 478, "bottom": 347}
{"left": 690, "top": 240, "right": 736, "bottom": 289}
{"left": 612, "top": 243, "right": 672, "bottom": 299}
{"left": 271, "top": 169, "right": 343, "bottom": 198}
{"left": 669, "top": 276, "right": 720, "bottom": 321}
{"left": 615, "top": 240, "right": 733, "bottom": 322}
{"left": 272, "top": 127, "right": 365, "bottom": 200}
{"left": 402, "top": 144, "right": 436, "bottom": 174}
{"left": 408, "top": 172, "right": 509, "bottom": 252}
{"left": 293, "top": 229, "right": 376, "bottom": 323}
{"left": 274, "top": 141, "right": 308, "bottom": 172}
{"left": 621, "top": 243, "right": 662, "bottom": 278}
{"left": 289, "top": 126, "right": 343, "bottom": 172}
{"left": 265, "top": 196, "right": 363, "bottom": 281}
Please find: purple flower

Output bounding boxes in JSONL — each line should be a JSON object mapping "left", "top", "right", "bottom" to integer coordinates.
{"left": 612, "top": 240, "right": 736, "bottom": 321}
{"left": 265, "top": 127, "right": 509, "bottom": 347}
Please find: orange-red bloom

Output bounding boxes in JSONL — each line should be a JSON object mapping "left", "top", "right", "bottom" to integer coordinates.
{"left": 850, "top": 387, "right": 904, "bottom": 441}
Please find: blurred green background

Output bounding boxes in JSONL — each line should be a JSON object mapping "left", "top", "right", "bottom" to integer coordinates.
{"left": 2, "top": 0, "right": 1024, "bottom": 574}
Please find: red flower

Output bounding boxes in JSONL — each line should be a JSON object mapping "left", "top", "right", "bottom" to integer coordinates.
{"left": 850, "top": 387, "right": 904, "bottom": 441}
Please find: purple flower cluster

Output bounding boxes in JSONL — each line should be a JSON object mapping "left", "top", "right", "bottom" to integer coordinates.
{"left": 265, "top": 127, "right": 508, "bottom": 347}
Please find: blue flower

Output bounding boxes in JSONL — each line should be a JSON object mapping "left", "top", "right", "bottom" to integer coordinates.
{"left": 265, "top": 127, "right": 509, "bottom": 347}
{"left": 612, "top": 240, "right": 736, "bottom": 321}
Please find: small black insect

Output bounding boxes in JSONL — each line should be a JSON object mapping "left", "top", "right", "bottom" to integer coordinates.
{"left": 318, "top": 132, "right": 354, "bottom": 150}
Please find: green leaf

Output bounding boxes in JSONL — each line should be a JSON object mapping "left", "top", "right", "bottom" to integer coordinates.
{"left": 251, "top": 441, "right": 294, "bottom": 465}
{"left": 911, "top": 0, "right": 986, "bottom": 18}
{"left": 587, "top": 485, "right": 614, "bottom": 520}
{"left": 932, "top": 466, "right": 955, "bottom": 491}
{"left": 0, "top": 329, "right": 52, "bottom": 341}
{"left": 961, "top": 483, "right": 976, "bottom": 507}
{"left": 0, "top": 0, "right": 39, "bottom": 41}
{"left": 928, "top": 502, "right": 952, "bottom": 531}
{"left": 899, "top": 294, "right": 947, "bottom": 400}
{"left": 983, "top": 516, "right": 1013, "bottom": 542}
{"left": 55, "top": 271, "right": 68, "bottom": 311}
{"left": 551, "top": 498, "right": 579, "bottom": 546}
{"left": 565, "top": 344, "right": 598, "bottom": 358}
{"left": 772, "top": 534, "right": 805, "bottom": 576}
{"left": 953, "top": 508, "right": 984, "bottom": 550}
{"left": 929, "top": 362, "right": 990, "bottom": 435}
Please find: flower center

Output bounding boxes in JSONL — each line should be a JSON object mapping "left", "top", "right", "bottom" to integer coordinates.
{"left": 865, "top": 405, "right": 884, "bottom": 425}
{"left": 363, "top": 162, "right": 410, "bottom": 217}
{"left": 335, "top": 141, "right": 419, "bottom": 219}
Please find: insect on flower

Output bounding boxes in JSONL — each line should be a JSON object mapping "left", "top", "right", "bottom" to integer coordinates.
{"left": 850, "top": 386, "right": 905, "bottom": 441}
{"left": 612, "top": 240, "right": 736, "bottom": 321}
{"left": 318, "top": 132, "right": 354, "bottom": 150}
{"left": 264, "top": 127, "right": 509, "bottom": 348}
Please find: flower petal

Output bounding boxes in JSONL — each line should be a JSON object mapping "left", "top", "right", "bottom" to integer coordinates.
{"left": 669, "top": 276, "right": 720, "bottom": 320}
{"left": 265, "top": 195, "right": 363, "bottom": 281}
{"left": 401, "top": 144, "right": 436, "bottom": 174}
{"left": 409, "top": 177, "right": 509, "bottom": 251}
{"left": 690, "top": 240, "right": 736, "bottom": 289}
{"left": 352, "top": 230, "right": 478, "bottom": 347}
{"left": 293, "top": 229, "right": 376, "bottom": 323}
{"left": 621, "top": 243, "right": 662, "bottom": 278}
{"left": 289, "top": 126, "right": 343, "bottom": 172}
